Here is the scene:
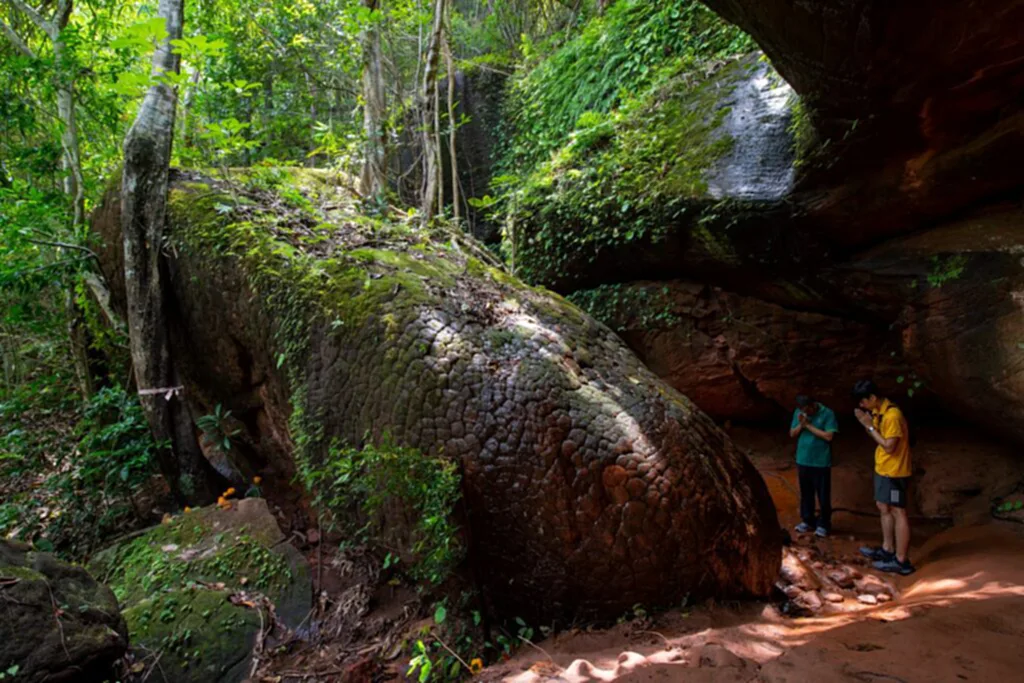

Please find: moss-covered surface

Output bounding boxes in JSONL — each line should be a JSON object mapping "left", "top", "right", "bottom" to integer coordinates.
{"left": 89, "top": 500, "right": 310, "bottom": 683}
{"left": 568, "top": 283, "right": 683, "bottom": 333}
{"left": 90, "top": 506, "right": 294, "bottom": 610}
{"left": 89, "top": 157, "right": 783, "bottom": 620}
{"left": 1, "top": 540, "right": 127, "bottom": 682}
{"left": 122, "top": 588, "right": 260, "bottom": 683}
{"left": 502, "top": 55, "right": 755, "bottom": 288}
{"left": 160, "top": 165, "right": 559, "bottom": 528}
{"left": 497, "top": 0, "right": 754, "bottom": 174}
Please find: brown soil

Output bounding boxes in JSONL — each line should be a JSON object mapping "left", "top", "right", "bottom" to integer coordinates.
{"left": 483, "top": 426, "right": 1024, "bottom": 683}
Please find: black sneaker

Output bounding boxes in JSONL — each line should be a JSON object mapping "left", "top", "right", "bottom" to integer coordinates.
{"left": 859, "top": 546, "right": 895, "bottom": 562}
{"left": 873, "top": 557, "right": 915, "bottom": 575}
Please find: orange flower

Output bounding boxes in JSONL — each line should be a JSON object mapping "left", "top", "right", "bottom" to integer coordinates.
{"left": 184, "top": 506, "right": 192, "bottom": 514}
{"left": 224, "top": 487, "right": 236, "bottom": 497}
{"left": 469, "top": 658, "right": 483, "bottom": 675}
{"left": 252, "top": 476, "right": 262, "bottom": 485}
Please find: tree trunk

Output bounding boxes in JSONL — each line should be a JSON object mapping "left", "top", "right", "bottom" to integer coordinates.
{"left": 359, "top": 0, "right": 387, "bottom": 201}
{"left": 444, "top": 24, "right": 459, "bottom": 227}
{"left": 65, "top": 288, "right": 94, "bottom": 398}
{"left": 420, "top": 0, "right": 446, "bottom": 222}
{"left": 121, "top": 0, "right": 220, "bottom": 505}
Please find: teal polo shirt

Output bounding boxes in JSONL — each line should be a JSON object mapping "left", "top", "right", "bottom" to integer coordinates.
{"left": 791, "top": 403, "right": 838, "bottom": 467}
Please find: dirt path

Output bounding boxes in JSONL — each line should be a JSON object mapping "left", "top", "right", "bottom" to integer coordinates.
{"left": 483, "top": 427, "right": 1024, "bottom": 683}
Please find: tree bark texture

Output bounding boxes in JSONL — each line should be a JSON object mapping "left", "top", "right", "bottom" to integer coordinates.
{"left": 444, "top": 25, "right": 459, "bottom": 226}
{"left": 359, "top": 0, "right": 387, "bottom": 200}
{"left": 419, "top": 0, "right": 445, "bottom": 222}
{"left": 121, "top": 0, "right": 220, "bottom": 505}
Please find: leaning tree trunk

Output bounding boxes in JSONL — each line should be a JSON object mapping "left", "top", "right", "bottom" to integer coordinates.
{"left": 359, "top": 0, "right": 387, "bottom": 200}
{"left": 121, "top": 0, "right": 220, "bottom": 505}
{"left": 420, "top": 0, "right": 446, "bottom": 222}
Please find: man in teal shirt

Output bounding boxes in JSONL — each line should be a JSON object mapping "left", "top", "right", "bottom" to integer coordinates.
{"left": 789, "top": 395, "right": 838, "bottom": 537}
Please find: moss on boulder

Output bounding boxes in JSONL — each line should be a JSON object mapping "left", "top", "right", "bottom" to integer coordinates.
{"left": 92, "top": 166, "right": 781, "bottom": 620}
{"left": 0, "top": 540, "right": 127, "bottom": 683}
{"left": 122, "top": 589, "right": 260, "bottom": 683}
{"left": 89, "top": 498, "right": 311, "bottom": 683}
{"left": 505, "top": 53, "right": 797, "bottom": 292}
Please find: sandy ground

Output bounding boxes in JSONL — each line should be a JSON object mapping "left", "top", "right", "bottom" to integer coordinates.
{"left": 482, "top": 426, "right": 1024, "bottom": 683}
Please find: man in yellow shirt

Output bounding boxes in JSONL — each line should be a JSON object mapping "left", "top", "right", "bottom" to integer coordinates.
{"left": 852, "top": 379, "right": 915, "bottom": 575}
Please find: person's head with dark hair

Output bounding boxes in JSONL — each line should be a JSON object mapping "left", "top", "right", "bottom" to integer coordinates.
{"left": 852, "top": 379, "right": 882, "bottom": 411}
{"left": 796, "top": 394, "right": 818, "bottom": 415}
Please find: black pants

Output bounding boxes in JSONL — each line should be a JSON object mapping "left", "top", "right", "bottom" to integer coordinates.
{"left": 798, "top": 465, "right": 832, "bottom": 531}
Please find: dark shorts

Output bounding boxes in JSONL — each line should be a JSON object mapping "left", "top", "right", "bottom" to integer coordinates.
{"left": 874, "top": 473, "right": 910, "bottom": 508}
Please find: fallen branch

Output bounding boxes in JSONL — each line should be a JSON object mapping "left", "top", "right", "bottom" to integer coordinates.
{"left": 433, "top": 633, "right": 472, "bottom": 672}
{"left": 518, "top": 634, "right": 555, "bottom": 662}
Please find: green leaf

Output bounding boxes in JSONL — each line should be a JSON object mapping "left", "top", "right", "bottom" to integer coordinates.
{"left": 276, "top": 353, "right": 286, "bottom": 368}
{"left": 434, "top": 604, "right": 447, "bottom": 624}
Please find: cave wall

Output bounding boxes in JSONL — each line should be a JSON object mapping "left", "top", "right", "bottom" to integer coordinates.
{"left": 499, "top": 3, "right": 1024, "bottom": 448}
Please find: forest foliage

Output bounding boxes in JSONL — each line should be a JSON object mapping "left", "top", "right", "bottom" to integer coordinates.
{"left": 0, "top": 0, "right": 753, "bottom": 572}
{"left": 0, "top": 1, "right": 763, "bottom": 677}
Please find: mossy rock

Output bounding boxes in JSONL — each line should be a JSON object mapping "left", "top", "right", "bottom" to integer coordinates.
{"left": 506, "top": 52, "right": 798, "bottom": 292}
{"left": 89, "top": 499, "right": 311, "bottom": 683}
{"left": 0, "top": 540, "right": 127, "bottom": 683}
{"left": 122, "top": 588, "right": 260, "bottom": 683}
{"left": 90, "top": 165, "right": 783, "bottom": 620}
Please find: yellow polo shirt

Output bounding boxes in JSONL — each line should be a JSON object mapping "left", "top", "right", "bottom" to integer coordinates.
{"left": 872, "top": 399, "right": 912, "bottom": 477}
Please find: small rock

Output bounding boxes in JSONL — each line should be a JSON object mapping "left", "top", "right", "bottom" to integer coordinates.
{"left": 616, "top": 651, "right": 647, "bottom": 671}
{"left": 781, "top": 549, "right": 822, "bottom": 590}
{"left": 812, "top": 561, "right": 825, "bottom": 569}
{"left": 857, "top": 594, "right": 878, "bottom": 605}
{"left": 783, "top": 584, "right": 803, "bottom": 599}
{"left": 855, "top": 575, "right": 890, "bottom": 596}
{"left": 828, "top": 567, "right": 858, "bottom": 589}
{"left": 823, "top": 592, "right": 845, "bottom": 603}
{"left": 794, "top": 590, "right": 823, "bottom": 612}
{"left": 877, "top": 593, "right": 892, "bottom": 603}
{"left": 695, "top": 643, "right": 746, "bottom": 669}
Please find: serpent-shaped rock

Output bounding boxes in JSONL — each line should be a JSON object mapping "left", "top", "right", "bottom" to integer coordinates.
{"left": 93, "top": 169, "right": 780, "bottom": 618}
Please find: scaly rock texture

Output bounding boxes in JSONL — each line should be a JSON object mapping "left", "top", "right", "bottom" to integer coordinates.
{"left": 0, "top": 540, "right": 127, "bottom": 683}
{"left": 92, "top": 169, "right": 780, "bottom": 619}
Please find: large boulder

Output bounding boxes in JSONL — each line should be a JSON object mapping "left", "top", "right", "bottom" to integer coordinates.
{"left": 92, "top": 169, "right": 781, "bottom": 619}
{"left": 571, "top": 281, "right": 912, "bottom": 421}
{"left": 824, "top": 203, "right": 1024, "bottom": 446}
{"left": 700, "top": 0, "right": 1024, "bottom": 247}
{"left": 89, "top": 498, "right": 312, "bottom": 683}
{"left": 500, "top": 3, "right": 1024, "bottom": 446}
{"left": 509, "top": 53, "right": 812, "bottom": 294}
{"left": 0, "top": 540, "right": 127, "bottom": 683}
